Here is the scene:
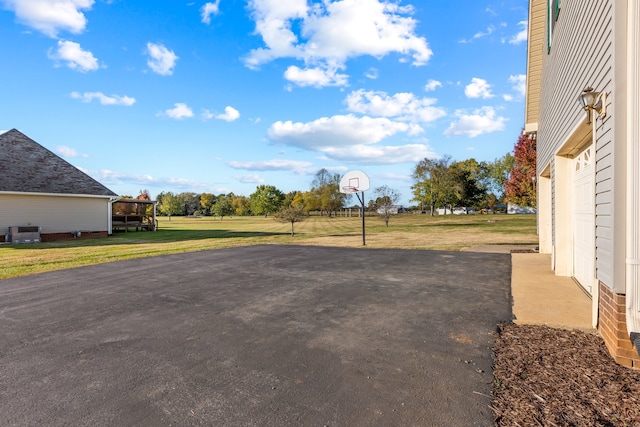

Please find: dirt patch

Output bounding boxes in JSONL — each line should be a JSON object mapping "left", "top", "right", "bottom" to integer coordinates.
{"left": 492, "top": 323, "right": 640, "bottom": 426}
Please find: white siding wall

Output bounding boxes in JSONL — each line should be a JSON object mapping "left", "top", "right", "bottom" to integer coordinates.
{"left": 0, "top": 194, "right": 110, "bottom": 234}
{"left": 537, "top": 0, "right": 618, "bottom": 288}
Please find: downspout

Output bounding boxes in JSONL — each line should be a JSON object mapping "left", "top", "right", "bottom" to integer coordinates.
{"left": 626, "top": 0, "right": 640, "bottom": 354}
{"left": 109, "top": 196, "right": 121, "bottom": 236}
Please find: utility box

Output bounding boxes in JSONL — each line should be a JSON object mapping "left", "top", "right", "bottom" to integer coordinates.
{"left": 9, "top": 226, "right": 41, "bottom": 243}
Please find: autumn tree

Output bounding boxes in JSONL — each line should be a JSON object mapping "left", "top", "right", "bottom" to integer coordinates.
{"left": 310, "top": 168, "right": 346, "bottom": 216}
{"left": 249, "top": 185, "right": 285, "bottom": 217}
{"left": 231, "top": 194, "right": 251, "bottom": 216}
{"left": 200, "top": 193, "right": 217, "bottom": 216}
{"left": 274, "top": 206, "right": 306, "bottom": 236}
{"left": 505, "top": 133, "right": 537, "bottom": 206}
{"left": 373, "top": 185, "right": 401, "bottom": 228}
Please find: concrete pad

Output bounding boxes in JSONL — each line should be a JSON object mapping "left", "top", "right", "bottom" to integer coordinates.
{"left": 511, "top": 252, "right": 594, "bottom": 332}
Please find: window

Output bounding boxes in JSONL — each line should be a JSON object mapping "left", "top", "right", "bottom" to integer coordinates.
{"left": 547, "top": 0, "right": 561, "bottom": 53}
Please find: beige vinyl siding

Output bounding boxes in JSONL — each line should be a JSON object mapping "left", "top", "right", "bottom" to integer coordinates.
{"left": 537, "top": 0, "right": 617, "bottom": 285}
{"left": 0, "top": 193, "right": 110, "bottom": 234}
{"left": 525, "top": 0, "right": 545, "bottom": 131}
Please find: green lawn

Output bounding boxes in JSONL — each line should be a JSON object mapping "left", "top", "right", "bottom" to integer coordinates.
{"left": 0, "top": 213, "right": 537, "bottom": 280}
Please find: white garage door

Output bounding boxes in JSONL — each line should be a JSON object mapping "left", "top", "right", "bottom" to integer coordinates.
{"left": 573, "top": 146, "right": 595, "bottom": 294}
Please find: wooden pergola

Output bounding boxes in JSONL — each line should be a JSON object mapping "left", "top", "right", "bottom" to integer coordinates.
{"left": 111, "top": 199, "right": 158, "bottom": 232}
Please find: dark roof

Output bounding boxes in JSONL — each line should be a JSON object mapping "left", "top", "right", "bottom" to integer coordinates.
{"left": 0, "top": 129, "right": 118, "bottom": 197}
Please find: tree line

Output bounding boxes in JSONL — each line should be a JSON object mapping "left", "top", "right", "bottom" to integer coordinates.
{"left": 145, "top": 133, "right": 536, "bottom": 219}
{"left": 411, "top": 133, "right": 536, "bottom": 215}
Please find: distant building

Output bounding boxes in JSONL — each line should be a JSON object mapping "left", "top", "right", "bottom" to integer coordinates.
{"left": 377, "top": 205, "right": 405, "bottom": 215}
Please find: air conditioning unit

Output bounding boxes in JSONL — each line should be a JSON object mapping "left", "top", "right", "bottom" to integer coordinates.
{"left": 9, "top": 226, "right": 41, "bottom": 243}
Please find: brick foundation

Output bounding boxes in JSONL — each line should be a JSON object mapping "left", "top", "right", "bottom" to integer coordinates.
{"left": 40, "top": 231, "right": 108, "bottom": 242}
{"left": 2, "top": 231, "right": 109, "bottom": 243}
{"left": 598, "top": 281, "right": 640, "bottom": 369}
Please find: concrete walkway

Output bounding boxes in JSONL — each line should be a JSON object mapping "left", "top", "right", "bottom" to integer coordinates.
{"left": 511, "top": 252, "right": 594, "bottom": 332}
{"left": 463, "top": 245, "right": 595, "bottom": 332}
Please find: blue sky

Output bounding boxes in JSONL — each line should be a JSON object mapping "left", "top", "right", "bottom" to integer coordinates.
{"left": 0, "top": 0, "right": 528, "bottom": 205}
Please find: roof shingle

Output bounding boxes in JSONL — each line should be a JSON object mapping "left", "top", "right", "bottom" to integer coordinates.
{"left": 0, "top": 129, "right": 118, "bottom": 197}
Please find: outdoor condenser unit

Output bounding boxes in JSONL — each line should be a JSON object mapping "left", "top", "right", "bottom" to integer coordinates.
{"left": 9, "top": 226, "right": 41, "bottom": 243}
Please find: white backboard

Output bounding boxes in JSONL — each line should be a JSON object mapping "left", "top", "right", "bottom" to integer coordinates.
{"left": 339, "top": 170, "right": 370, "bottom": 194}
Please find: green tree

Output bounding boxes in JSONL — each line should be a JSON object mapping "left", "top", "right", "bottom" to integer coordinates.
{"left": 373, "top": 185, "right": 401, "bottom": 228}
{"left": 274, "top": 206, "right": 306, "bottom": 236}
{"left": 449, "top": 159, "right": 487, "bottom": 210}
{"left": 158, "top": 191, "right": 182, "bottom": 220}
{"left": 479, "top": 153, "right": 515, "bottom": 203}
{"left": 411, "top": 156, "right": 454, "bottom": 215}
{"left": 211, "top": 194, "right": 234, "bottom": 220}
{"left": 176, "top": 192, "right": 200, "bottom": 216}
{"left": 249, "top": 185, "right": 285, "bottom": 217}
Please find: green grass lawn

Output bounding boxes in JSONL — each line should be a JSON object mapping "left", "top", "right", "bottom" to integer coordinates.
{"left": 0, "top": 213, "right": 537, "bottom": 280}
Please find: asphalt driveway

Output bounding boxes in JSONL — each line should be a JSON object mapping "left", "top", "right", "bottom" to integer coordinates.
{"left": 0, "top": 245, "right": 512, "bottom": 426}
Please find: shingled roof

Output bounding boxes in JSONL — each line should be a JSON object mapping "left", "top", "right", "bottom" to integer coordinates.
{"left": 0, "top": 129, "right": 118, "bottom": 197}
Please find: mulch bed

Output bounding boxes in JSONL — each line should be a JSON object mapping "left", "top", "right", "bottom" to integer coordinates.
{"left": 492, "top": 323, "right": 640, "bottom": 426}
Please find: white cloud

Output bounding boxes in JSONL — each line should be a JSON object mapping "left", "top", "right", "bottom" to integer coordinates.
{"left": 216, "top": 106, "right": 240, "bottom": 122}
{"left": 424, "top": 79, "right": 442, "bottom": 92}
{"left": 48, "top": 40, "right": 98, "bottom": 72}
{"left": 228, "top": 159, "right": 313, "bottom": 171}
{"left": 201, "top": 0, "right": 220, "bottom": 24}
{"left": 509, "top": 74, "right": 526, "bottom": 97}
{"left": 503, "top": 94, "right": 514, "bottom": 101}
{"left": 233, "top": 174, "right": 264, "bottom": 184}
{"left": 244, "top": 0, "right": 432, "bottom": 88}
{"left": 460, "top": 25, "right": 495, "bottom": 43}
{"left": 56, "top": 145, "right": 88, "bottom": 158}
{"left": 84, "top": 168, "right": 210, "bottom": 190}
{"left": 267, "top": 114, "right": 430, "bottom": 164}
{"left": 444, "top": 106, "right": 507, "bottom": 138}
{"left": 508, "top": 20, "right": 528, "bottom": 45}
{"left": 465, "top": 77, "right": 493, "bottom": 99}
{"left": 284, "top": 65, "right": 349, "bottom": 87}
{"left": 202, "top": 106, "right": 241, "bottom": 122}
{"left": 70, "top": 91, "right": 135, "bottom": 106}
{"left": 365, "top": 67, "right": 378, "bottom": 79}
{"left": 345, "top": 89, "right": 446, "bottom": 124}
{"left": 146, "top": 42, "right": 178, "bottom": 75}
{"left": 160, "top": 103, "right": 194, "bottom": 119}
{"left": 2, "top": 0, "right": 93, "bottom": 37}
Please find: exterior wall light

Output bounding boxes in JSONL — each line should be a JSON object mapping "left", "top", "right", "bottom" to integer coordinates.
{"left": 579, "top": 87, "right": 607, "bottom": 125}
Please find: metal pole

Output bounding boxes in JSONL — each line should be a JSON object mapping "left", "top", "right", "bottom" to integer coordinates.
{"left": 357, "top": 191, "right": 366, "bottom": 246}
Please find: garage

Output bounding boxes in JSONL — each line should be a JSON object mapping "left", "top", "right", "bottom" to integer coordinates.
{"left": 572, "top": 144, "right": 596, "bottom": 294}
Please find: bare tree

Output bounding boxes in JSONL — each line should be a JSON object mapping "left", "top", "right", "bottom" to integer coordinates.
{"left": 374, "top": 185, "right": 401, "bottom": 228}
{"left": 274, "top": 206, "right": 306, "bottom": 236}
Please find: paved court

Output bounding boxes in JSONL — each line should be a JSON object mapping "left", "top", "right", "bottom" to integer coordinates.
{"left": 0, "top": 245, "right": 512, "bottom": 426}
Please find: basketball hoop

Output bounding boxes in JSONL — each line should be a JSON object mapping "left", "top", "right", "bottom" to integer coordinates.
{"left": 339, "top": 170, "right": 369, "bottom": 195}
{"left": 341, "top": 186, "right": 358, "bottom": 194}
{"left": 339, "top": 170, "right": 370, "bottom": 246}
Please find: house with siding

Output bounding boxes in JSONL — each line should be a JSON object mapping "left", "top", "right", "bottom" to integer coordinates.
{"left": 526, "top": 0, "right": 640, "bottom": 367}
{"left": 0, "top": 129, "right": 118, "bottom": 242}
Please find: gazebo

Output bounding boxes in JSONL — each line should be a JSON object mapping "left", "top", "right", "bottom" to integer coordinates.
{"left": 111, "top": 199, "right": 158, "bottom": 232}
